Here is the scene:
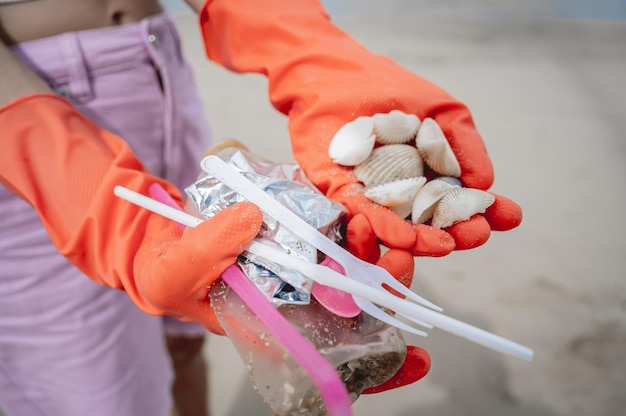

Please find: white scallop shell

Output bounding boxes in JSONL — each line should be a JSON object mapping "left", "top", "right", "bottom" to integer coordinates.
{"left": 364, "top": 176, "right": 426, "bottom": 207}
{"left": 415, "top": 118, "right": 461, "bottom": 177}
{"left": 353, "top": 144, "right": 424, "bottom": 188}
{"left": 431, "top": 187, "right": 495, "bottom": 229}
{"left": 328, "top": 116, "right": 376, "bottom": 166}
{"left": 411, "top": 178, "right": 461, "bottom": 224}
{"left": 372, "top": 110, "right": 421, "bottom": 144}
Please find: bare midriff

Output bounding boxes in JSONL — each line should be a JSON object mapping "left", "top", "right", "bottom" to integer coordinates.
{"left": 0, "top": 0, "right": 163, "bottom": 45}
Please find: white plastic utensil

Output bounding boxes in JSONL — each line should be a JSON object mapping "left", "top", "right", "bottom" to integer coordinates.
{"left": 113, "top": 185, "right": 534, "bottom": 361}
{"left": 199, "top": 157, "right": 534, "bottom": 361}
{"left": 147, "top": 179, "right": 411, "bottom": 326}
{"left": 200, "top": 156, "right": 441, "bottom": 335}
{"left": 146, "top": 183, "right": 359, "bottom": 318}
{"left": 244, "top": 242, "right": 533, "bottom": 361}
{"left": 245, "top": 240, "right": 429, "bottom": 336}
{"left": 200, "top": 158, "right": 441, "bottom": 303}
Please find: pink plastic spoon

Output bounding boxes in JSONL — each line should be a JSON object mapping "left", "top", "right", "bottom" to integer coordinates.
{"left": 314, "top": 257, "right": 361, "bottom": 318}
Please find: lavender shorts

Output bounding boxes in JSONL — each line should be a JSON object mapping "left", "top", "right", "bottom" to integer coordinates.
{"left": 0, "top": 13, "right": 212, "bottom": 416}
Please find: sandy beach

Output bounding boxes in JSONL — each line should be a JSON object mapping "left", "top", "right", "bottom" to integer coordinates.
{"left": 165, "top": 3, "right": 626, "bottom": 416}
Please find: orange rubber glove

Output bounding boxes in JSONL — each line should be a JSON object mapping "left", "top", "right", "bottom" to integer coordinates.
{"left": 0, "top": 94, "right": 263, "bottom": 334}
{"left": 199, "top": 0, "right": 522, "bottom": 255}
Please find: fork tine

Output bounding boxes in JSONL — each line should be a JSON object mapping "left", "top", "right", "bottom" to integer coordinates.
{"left": 364, "top": 265, "right": 443, "bottom": 312}
{"left": 397, "top": 312, "right": 433, "bottom": 329}
{"left": 354, "top": 297, "right": 429, "bottom": 337}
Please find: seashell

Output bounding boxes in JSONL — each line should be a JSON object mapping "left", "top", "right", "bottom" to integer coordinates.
{"left": 364, "top": 176, "right": 426, "bottom": 207}
{"left": 415, "top": 118, "right": 462, "bottom": 177}
{"left": 390, "top": 202, "right": 414, "bottom": 219}
{"left": 328, "top": 116, "right": 376, "bottom": 166}
{"left": 353, "top": 144, "right": 424, "bottom": 188}
{"left": 372, "top": 110, "right": 421, "bottom": 144}
{"left": 431, "top": 187, "right": 495, "bottom": 229}
{"left": 411, "top": 178, "right": 461, "bottom": 224}
{"left": 432, "top": 176, "right": 463, "bottom": 187}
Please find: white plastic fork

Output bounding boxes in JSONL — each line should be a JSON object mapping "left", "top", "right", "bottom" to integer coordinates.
{"left": 113, "top": 185, "right": 534, "bottom": 361}
{"left": 200, "top": 155, "right": 441, "bottom": 335}
{"left": 246, "top": 239, "right": 534, "bottom": 361}
{"left": 245, "top": 240, "right": 429, "bottom": 337}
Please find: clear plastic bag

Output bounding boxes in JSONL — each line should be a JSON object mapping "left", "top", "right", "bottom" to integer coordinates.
{"left": 199, "top": 142, "right": 408, "bottom": 415}
{"left": 210, "top": 278, "right": 406, "bottom": 415}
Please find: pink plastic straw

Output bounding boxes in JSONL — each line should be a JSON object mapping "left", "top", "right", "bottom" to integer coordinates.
{"left": 148, "top": 184, "right": 186, "bottom": 231}
{"left": 221, "top": 265, "right": 353, "bottom": 416}
{"left": 148, "top": 183, "right": 353, "bottom": 416}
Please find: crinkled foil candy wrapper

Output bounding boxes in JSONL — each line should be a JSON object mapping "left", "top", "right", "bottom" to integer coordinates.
{"left": 184, "top": 151, "right": 347, "bottom": 306}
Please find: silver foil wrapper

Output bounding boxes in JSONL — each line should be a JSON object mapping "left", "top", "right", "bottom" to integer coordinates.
{"left": 184, "top": 151, "right": 347, "bottom": 306}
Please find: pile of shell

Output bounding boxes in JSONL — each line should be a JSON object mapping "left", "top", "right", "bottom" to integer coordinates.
{"left": 328, "top": 110, "right": 494, "bottom": 228}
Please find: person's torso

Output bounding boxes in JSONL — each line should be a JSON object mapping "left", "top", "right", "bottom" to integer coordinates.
{"left": 0, "top": 0, "right": 163, "bottom": 44}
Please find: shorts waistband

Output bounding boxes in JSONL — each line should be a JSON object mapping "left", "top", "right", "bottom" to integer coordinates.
{"left": 10, "top": 13, "right": 182, "bottom": 101}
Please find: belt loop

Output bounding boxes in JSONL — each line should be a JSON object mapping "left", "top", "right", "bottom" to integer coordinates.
{"left": 57, "top": 33, "right": 93, "bottom": 103}
{"left": 164, "top": 16, "right": 184, "bottom": 64}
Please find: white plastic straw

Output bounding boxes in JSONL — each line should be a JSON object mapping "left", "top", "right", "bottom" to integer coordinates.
{"left": 115, "top": 186, "right": 202, "bottom": 228}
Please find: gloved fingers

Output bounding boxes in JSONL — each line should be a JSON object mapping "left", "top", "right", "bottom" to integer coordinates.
{"left": 137, "top": 202, "right": 263, "bottom": 331}
{"left": 340, "top": 187, "right": 517, "bottom": 255}
{"left": 375, "top": 248, "right": 415, "bottom": 292}
{"left": 361, "top": 345, "right": 431, "bottom": 394}
{"left": 341, "top": 186, "right": 495, "bottom": 256}
{"left": 411, "top": 224, "right": 456, "bottom": 257}
{"left": 482, "top": 193, "right": 523, "bottom": 231}
{"left": 340, "top": 188, "right": 417, "bottom": 250}
{"left": 356, "top": 209, "right": 415, "bottom": 250}
{"left": 432, "top": 106, "right": 494, "bottom": 191}
{"left": 135, "top": 221, "right": 227, "bottom": 334}
{"left": 431, "top": 109, "right": 523, "bottom": 239}
{"left": 441, "top": 192, "right": 523, "bottom": 250}
{"left": 344, "top": 213, "right": 381, "bottom": 264}
{"left": 444, "top": 214, "right": 491, "bottom": 250}
{"left": 354, "top": 205, "right": 415, "bottom": 251}
{"left": 165, "top": 202, "right": 263, "bottom": 283}
{"left": 344, "top": 215, "right": 415, "bottom": 294}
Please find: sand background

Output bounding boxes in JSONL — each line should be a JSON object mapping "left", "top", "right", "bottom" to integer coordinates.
{"left": 164, "top": 1, "right": 626, "bottom": 415}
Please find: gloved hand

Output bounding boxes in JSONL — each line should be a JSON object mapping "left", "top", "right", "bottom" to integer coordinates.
{"left": 199, "top": 0, "right": 522, "bottom": 255}
{"left": 0, "top": 94, "right": 263, "bottom": 334}
{"left": 345, "top": 214, "right": 431, "bottom": 393}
